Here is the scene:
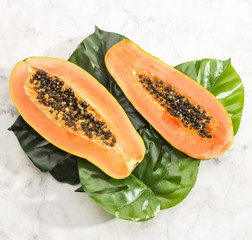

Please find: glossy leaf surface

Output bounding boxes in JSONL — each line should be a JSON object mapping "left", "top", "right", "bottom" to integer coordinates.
{"left": 78, "top": 156, "right": 160, "bottom": 222}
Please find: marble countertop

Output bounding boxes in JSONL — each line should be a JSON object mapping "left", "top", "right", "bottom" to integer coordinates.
{"left": 1, "top": 0, "right": 252, "bottom": 239}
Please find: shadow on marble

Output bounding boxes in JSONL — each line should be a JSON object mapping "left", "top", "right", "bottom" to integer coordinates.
{"left": 21, "top": 186, "right": 115, "bottom": 227}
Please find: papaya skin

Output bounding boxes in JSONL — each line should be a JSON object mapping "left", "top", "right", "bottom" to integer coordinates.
{"left": 10, "top": 57, "right": 145, "bottom": 179}
{"left": 105, "top": 40, "right": 233, "bottom": 159}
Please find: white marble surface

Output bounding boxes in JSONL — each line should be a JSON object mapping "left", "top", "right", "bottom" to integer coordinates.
{"left": 1, "top": 0, "right": 252, "bottom": 239}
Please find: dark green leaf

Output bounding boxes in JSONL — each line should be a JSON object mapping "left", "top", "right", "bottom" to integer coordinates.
{"left": 9, "top": 116, "right": 79, "bottom": 184}
{"left": 175, "top": 58, "right": 244, "bottom": 135}
{"left": 9, "top": 116, "right": 68, "bottom": 172}
{"left": 50, "top": 155, "right": 80, "bottom": 185}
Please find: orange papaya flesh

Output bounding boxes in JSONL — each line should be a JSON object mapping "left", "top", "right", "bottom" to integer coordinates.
{"left": 105, "top": 40, "right": 233, "bottom": 159}
{"left": 10, "top": 57, "right": 145, "bottom": 178}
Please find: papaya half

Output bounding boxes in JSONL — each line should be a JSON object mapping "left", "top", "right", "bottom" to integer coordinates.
{"left": 105, "top": 40, "right": 233, "bottom": 159}
{"left": 9, "top": 57, "right": 145, "bottom": 178}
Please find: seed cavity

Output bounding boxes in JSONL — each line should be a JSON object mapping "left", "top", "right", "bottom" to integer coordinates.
{"left": 27, "top": 70, "right": 116, "bottom": 146}
{"left": 138, "top": 73, "right": 213, "bottom": 139}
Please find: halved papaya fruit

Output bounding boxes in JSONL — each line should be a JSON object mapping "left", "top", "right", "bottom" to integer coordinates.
{"left": 10, "top": 57, "right": 145, "bottom": 178}
{"left": 105, "top": 40, "right": 233, "bottom": 159}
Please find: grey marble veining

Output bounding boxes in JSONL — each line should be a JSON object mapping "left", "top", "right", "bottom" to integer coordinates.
{"left": 0, "top": 0, "right": 252, "bottom": 239}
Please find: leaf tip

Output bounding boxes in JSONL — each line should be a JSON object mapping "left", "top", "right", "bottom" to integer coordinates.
{"left": 95, "top": 26, "right": 102, "bottom": 33}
